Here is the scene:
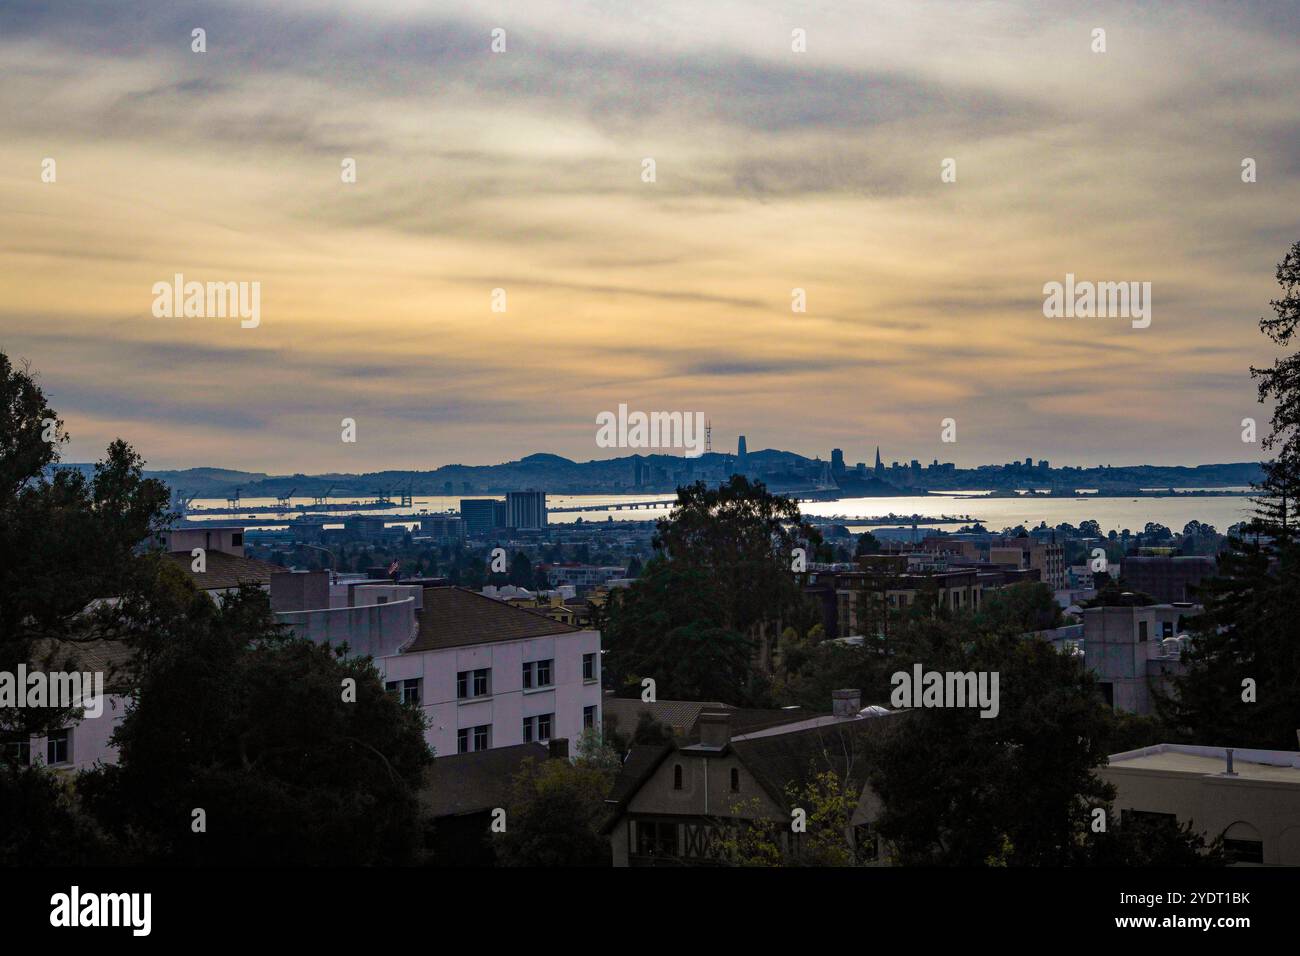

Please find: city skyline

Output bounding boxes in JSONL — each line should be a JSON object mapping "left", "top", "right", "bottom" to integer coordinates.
{"left": 3, "top": 1, "right": 1298, "bottom": 472}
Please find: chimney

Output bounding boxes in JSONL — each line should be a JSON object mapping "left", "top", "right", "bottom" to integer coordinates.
{"left": 697, "top": 712, "right": 731, "bottom": 749}
{"left": 548, "top": 737, "right": 570, "bottom": 760}
{"left": 1223, "top": 748, "right": 1238, "bottom": 777}
{"left": 832, "top": 688, "right": 861, "bottom": 718}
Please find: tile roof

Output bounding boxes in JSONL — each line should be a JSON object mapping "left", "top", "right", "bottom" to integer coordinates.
{"left": 731, "top": 715, "right": 897, "bottom": 808}
{"left": 164, "top": 550, "right": 284, "bottom": 591}
{"left": 601, "top": 698, "right": 730, "bottom": 739}
{"left": 420, "top": 743, "right": 550, "bottom": 817}
{"left": 29, "top": 638, "right": 136, "bottom": 694}
{"left": 407, "top": 586, "right": 581, "bottom": 652}
{"left": 601, "top": 698, "right": 814, "bottom": 743}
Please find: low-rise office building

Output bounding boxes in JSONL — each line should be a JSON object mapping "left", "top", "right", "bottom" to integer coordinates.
{"left": 1101, "top": 744, "right": 1300, "bottom": 865}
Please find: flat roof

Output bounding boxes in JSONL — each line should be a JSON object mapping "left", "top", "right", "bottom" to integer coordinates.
{"left": 1106, "top": 744, "right": 1300, "bottom": 784}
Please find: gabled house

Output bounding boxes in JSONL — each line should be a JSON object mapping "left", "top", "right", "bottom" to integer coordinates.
{"left": 602, "top": 689, "right": 898, "bottom": 866}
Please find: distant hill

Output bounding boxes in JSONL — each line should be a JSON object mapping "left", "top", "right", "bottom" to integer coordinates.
{"left": 56, "top": 452, "right": 1267, "bottom": 501}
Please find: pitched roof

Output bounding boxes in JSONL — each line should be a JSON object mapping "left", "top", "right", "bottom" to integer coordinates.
{"left": 420, "top": 743, "right": 550, "bottom": 817}
{"left": 601, "top": 712, "right": 901, "bottom": 829}
{"left": 29, "top": 638, "right": 136, "bottom": 694}
{"left": 601, "top": 697, "right": 813, "bottom": 742}
{"left": 164, "top": 550, "right": 284, "bottom": 591}
{"left": 731, "top": 715, "right": 896, "bottom": 809}
{"left": 601, "top": 698, "right": 730, "bottom": 739}
{"left": 601, "top": 741, "right": 675, "bottom": 832}
{"left": 407, "top": 586, "right": 581, "bottom": 652}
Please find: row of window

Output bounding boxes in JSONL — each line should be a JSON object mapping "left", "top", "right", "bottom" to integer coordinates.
{"left": 3, "top": 730, "right": 70, "bottom": 767}
{"left": 387, "top": 653, "right": 599, "bottom": 706}
{"left": 455, "top": 706, "right": 600, "bottom": 753}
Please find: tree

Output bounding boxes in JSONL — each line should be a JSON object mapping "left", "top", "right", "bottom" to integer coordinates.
{"left": 1251, "top": 240, "right": 1300, "bottom": 536}
{"left": 493, "top": 756, "right": 613, "bottom": 866}
{"left": 976, "top": 582, "right": 1063, "bottom": 633}
{"left": 1, "top": 353, "right": 172, "bottom": 858}
{"left": 603, "top": 558, "right": 755, "bottom": 703}
{"left": 1160, "top": 241, "right": 1300, "bottom": 748}
{"left": 714, "top": 770, "right": 859, "bottom": 867}
{"left": 648, "top": 476, "right": 817, "bottom": 671}
{"left": 81, "top": 580, "right": 431, "bottom": 865}
{"left": 854, "top": 531, "right": 881, "bottom": 555}
{"left": 508, "top": 551, "right": 535, "bottom": 588}
{"left": 865, "top": 624, "right": 1121, "bottom": 866}
{"left": 0, "top": 763, "right": 115, "bottom": 865}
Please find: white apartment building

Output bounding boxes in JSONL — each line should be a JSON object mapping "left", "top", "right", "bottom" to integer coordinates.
{"left": 379, "top": 587, "right": 601, "bottom": 757}
{"left": 272, "top": 577, "right": 602, "bottom": 758}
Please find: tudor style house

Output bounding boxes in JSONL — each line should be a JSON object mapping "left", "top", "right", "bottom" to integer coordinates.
{"left": 602, "top": 689, "right": 897, "bottom": 866}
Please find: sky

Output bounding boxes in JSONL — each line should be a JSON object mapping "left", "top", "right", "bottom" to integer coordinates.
{"left": 1, "top": 0, "right": 1298, "bottom": 473}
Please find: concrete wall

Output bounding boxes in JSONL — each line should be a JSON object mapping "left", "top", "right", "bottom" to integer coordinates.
{"left": 164, "top": 527, "right": 244, "bottom": 557}
{"left": 269, "top": 570, "right": 330, "bottom": 613}
{"left": 1082, "top": 605, "right": 1193, "bottom": 713}
{"left": 277, "top": 596, "right": 417, "bottom": 659}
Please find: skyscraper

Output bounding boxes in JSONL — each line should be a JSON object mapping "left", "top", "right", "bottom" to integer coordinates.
{"left": 874, "top": 446, "right": 884, "bottom": 476}
{"left": 737, "top": 435, "right": 748, "bottom": 472}
{"left": 506, "top": 490, "right": 548, "bottom": 530}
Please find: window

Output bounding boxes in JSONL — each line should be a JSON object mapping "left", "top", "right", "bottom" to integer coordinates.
{"left": 47, "top": 729, "right": 70, "bottom": 766}
{"left": 584, "top": 705, "right": 596, "bottom": 730}
{"left": 673, "top": 764, "right": 683, "bottom": 790}
{"left": 1138, "top": 621, "right": 1149, "bottom": 640}
{"left": 459, "top": 725, "right": 491, "bottom": 753}
{"left": 522, "top": 714, "right": 553, "bottom": 741}
{"left": 853, "top": 824, "right": 880, "bottom": 863}
{"left": 385, "top": 678, "right": 421, "bottom": 706}
{"left": 457, "top": 669, "right": 490, "bottom": 699}
{"left": 1223, "top": 838, "right": 1264, "bottom": 865}
{"left": 522, "top": 659, "right": 553, "bottom": 689}
{"left": 2, "top": 737, "right": 31, "bottom": 767}
{"left": 582, "top": 653, "right": 596, "bottom": 682}
{"left": 230, "top": 532, "right": 243, "bottom": 547}
{"left": 730, "top": 767, "right": 740, "bottom": 792}
{"left": 636, "top": 820, "right": 676, "bottom": 858}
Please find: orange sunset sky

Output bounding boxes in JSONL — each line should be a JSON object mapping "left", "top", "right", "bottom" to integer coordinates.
{"left": 1, "top": 0, "right": 1297, "bottom": 472}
